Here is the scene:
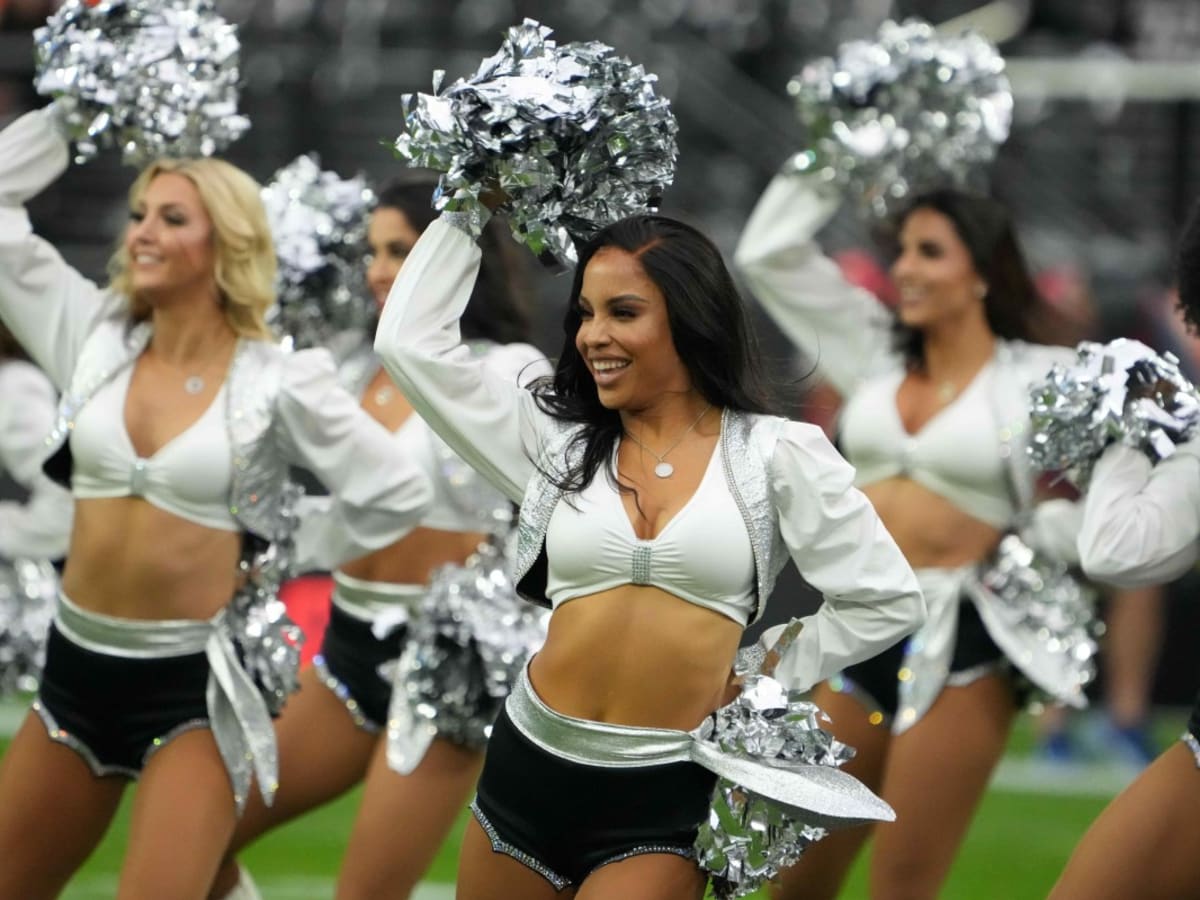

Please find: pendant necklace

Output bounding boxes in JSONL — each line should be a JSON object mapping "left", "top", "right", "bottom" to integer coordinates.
{"left": 184, "top": 376, "right": 205, "bottom": 395}
{"left": 625, "top": 404, "right": 712, "bottom": 479}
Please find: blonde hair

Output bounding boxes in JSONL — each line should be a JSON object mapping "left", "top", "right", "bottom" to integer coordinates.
{"left": 109, "top": 157, "right": 276, "bottom": 340}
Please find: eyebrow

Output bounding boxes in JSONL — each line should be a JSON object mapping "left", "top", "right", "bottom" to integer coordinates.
{"left": 577, "top": 293, "right": 651, "bottom": 306}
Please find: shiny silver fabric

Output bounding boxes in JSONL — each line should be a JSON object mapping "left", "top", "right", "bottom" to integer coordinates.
{"left": 1184, "top": 731, "right": 1200, "bottom": 769}
{"left": 506, "top": 665, "right": 893, "bottom": 826}
{"left": 333, "top": 571, "right": 424, "bottom": 626}
{"left": 54, "top": 593, "right": 278, "bottom": 814}
{"left": 513, "top": 409, "right": 788, "bottom": 624}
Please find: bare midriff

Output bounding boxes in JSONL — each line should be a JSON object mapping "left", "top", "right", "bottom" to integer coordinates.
{"left": 340, "top": 526, "right": 488, "bottom": 585}
{"left": 862, "top": 476, "right": 1003, "bottom": 569}
{"left": 62, "top": 498, "right": 242, "bottom": 620}
{"left": 529, "top": 584, "right": 744, "bottom": 731}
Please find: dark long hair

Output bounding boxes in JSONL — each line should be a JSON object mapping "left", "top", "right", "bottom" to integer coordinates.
{"left": 532, "top": 214, "right": 776, "bottom": 495}
{"left": 890, "top": 189, "right": 1049, "bottom": 368}
{"left": 0, "top": 321, "right": 28, "bottom": 362}
{"left": 374, "top": 177, "right": 532, "bottom": 344}
{"left": 1177, "top": 195, "right": 1200, "bottom": 333}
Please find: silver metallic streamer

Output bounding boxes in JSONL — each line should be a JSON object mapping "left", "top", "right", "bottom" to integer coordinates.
{"left": 694, "top": 675, "right": 854, "bottom": 899}
{"left": 393, "top": 18, "right": 678, "bottom": 267}
{"left": 1028, "top": 338, "right": 1200, "bottom": 487}
{"left": 0, "top": 559, "right": 57, "bottom": 697}
{"left": 224, "top": 481, "right": 304, "bottom": 716}
{"left": 33, "top": 0, "right": 249, "bottom": 166}
{"left": 975, "top": 534, "right": 1099, "bottom": 705}
{"left": 788, "top": 18, "right": 1012, "bottom": 217}
{"left": 385, "top": 537, "right": 548, "bottom": 772}
{"left": 262, "top": 155, "right": 375, "bottom": 350}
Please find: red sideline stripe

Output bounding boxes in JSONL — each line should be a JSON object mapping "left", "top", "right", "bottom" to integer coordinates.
{"left": 279, "top": 574, "right": 333, "bottom": 667}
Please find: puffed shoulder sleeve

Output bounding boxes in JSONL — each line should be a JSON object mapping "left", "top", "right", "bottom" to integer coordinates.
{"left": 1077, "top": 440, "right": 1200, "bottom": 587}
{"left": 0, "top": 362, "right": 72, "bottom": 560}
{"left": 0, "top": 106, "right": 112, "bottom": 388}
{"left": 734, "top": 171, "right": 894, "bottom": 397}
{"left": 766, "top": 421, "right": 926, "bottom": 693}
{"left": 273, "top": 348, "right": 434, "bottom": 567}
{"left": 374, "top": 216, "right": 553, "bottom": 503}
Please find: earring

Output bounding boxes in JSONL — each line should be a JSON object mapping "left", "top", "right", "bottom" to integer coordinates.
{"left": 974, "top": 283, "right": 987, "bottom": 299}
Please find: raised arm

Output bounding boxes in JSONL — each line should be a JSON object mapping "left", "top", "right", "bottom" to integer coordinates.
{"left": 275, "top": 348, "right": 435, "bottom": 567}
{"left": 0, "top": 361, "right": 72, "bottom": 560}
{"left": 1077, "top": 441, "right": 1200, "bottom": 587}
{"left": 734, "top": 171, "right": 894, "bottom": 397}
{"left": 0, "top": 106, "right": 113, "bottom": 388}
{"left": 373, "top": 217, "right": 551, "bottom": 503}
{"left": 768, "top": 421, "right": 926, "bottom": 692}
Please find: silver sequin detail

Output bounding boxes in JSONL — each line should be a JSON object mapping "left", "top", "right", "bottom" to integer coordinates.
{"left": 630, "top": 543, "right": 652, "bottom": 585}
{"left": 129, "top": 457, "right": 148, "bottom": 495}
{"left": 313, "top": 653, "right": 379, "bottom": 734}
{"left": 33, "top": 699, "right": 140, "bottom": 779}
{"left": 470, "top": 800, "right": 570, "bottom": 890}
{"left": 594, "top": 844, "right": 696, "bottom": 870}
{"left": 33, "top": 699, "right": 209, "bottom": 777}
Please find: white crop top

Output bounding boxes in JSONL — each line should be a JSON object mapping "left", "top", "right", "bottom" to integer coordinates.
{"left": 70, "top": 365, "right": 239, "bottom": 531}
{"left": 388, "top": 412, "right": 503, "bottom": 533}
{"left": 838, "top": 362, "right": 1016, "bottom": 529}
{"left": 544, "top": 443, "right": 757, "bottom": 626}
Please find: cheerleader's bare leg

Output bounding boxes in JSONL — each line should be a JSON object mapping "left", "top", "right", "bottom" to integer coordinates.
{"left": 208, "top": 663, "right": 379, "bottom": 897}
{"left": 1049, "top": 741, "right": 1200, "bottom": 900}
{"left": 118, "top": 729, "right": 237, "bottom": 899}
{"left": 772, "top": 682, "right": 893, "bottom": 900}
{"left": 868, "top": 673, "right": 1016, "bottom": 900}
{"left": 336, "top": 736, "right": 483, "bottom": 900}
{"left": 457, "top": 817, "right": 575, "bottom": 900}
{"left": 0, "top": 712, "right": 125, "bottom": 899}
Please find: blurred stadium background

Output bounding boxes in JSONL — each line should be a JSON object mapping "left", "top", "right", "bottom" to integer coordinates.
{"left": 2, "top": 0, "right": 1200, "bottom": 896}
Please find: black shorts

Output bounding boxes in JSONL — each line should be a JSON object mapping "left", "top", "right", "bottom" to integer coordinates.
{"left": 313, "top": 603, "right": 406, "bottom": 732}
{"left": 35, "top": 624, "right": 211, "bottom": 778}
{"left": 471, "top": 704, "right": 716, "bottom": 890}
{"left": 838, "top": 600, "right": 1021, "bottom": 719}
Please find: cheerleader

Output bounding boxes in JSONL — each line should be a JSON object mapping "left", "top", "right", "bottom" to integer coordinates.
{"left": 372, "top": 194, "right": 925, "bottom": 898}
{"left": 0, "top": 105, "right": 432, "bottom": 900}
{"left": 736, "top": 169, "right": 1083, "bottom": 899}
{"left": 1048, "top": 199, "right": 1200, "bottom": 900}
{"left": 209, "top": 179, "right": 548, "bottom": 900}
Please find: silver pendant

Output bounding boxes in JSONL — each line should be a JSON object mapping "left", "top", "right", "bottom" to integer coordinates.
{"left": 184, "top": 376, "right": 205, "bottom": 395}
{"left": 654, "top": 461, "right": 674, "bottom": 478}
{"left": 375, "top": 385, "right": 395, "bottom": 406}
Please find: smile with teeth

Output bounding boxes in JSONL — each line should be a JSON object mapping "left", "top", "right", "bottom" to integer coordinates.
{"left": 134, "top": 253, "right": 163, "bottom": 264}
{"left": 592, "top": 360, "right": 630, "bottom": 372}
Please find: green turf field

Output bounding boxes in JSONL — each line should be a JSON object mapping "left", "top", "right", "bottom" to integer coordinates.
{"left": 2, "top": 706, "right": 1183, "bottom": 899}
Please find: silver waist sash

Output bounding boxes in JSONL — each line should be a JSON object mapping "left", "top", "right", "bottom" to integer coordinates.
{"left": 506, "top": 665, "right": 893, "bottom": 828}
{"left": 54, "top": 593, "right": 278, "bottom": 814}
{"left": 331, "top": 571, "right": 424, "bottom": 629}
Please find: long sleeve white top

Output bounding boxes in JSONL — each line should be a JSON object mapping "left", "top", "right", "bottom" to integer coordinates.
{"left": 0, "top": 106, "right": 433, "bottom": 552}
{"left": 0, "top": 359, "right": 72, "bottom": 560}
{"left": 374, "top": 215, "right": 925, "bottom": 694}
{"left": 735, "top": 171, "right": 1078, "bottom": 559}
{"left": 1078, "top": 440, "right": 1200, "bottom": 587}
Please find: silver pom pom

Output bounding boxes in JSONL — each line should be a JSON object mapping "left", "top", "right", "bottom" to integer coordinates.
{"left": 262, "top": 154, "right": 375, "bottom": 350}
{"left": 33, "top": 0, "right": 249, "bottom": 166}
{"left": 1028, "top": 338, "right": 1200, "bottom": 486}
{"left": 386, "top": 537, "right": 547, "bottom": 773}
{"left": 975, "top": 534, "right": 1100, "bottom": 706}
{"left": 393, "top": 18, "right": 678, "bottom": 267}
{"left": 224, "top": 482, "right": 305, "bottom": 715}
{"left": 788, "top": 18, "right": 1012, "bottom": 217}
{"left": 0, "top": 559, "right": 57, "bottom": 697}
{"left": 694, "top": 675, "right": 855, "bottom": 900}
